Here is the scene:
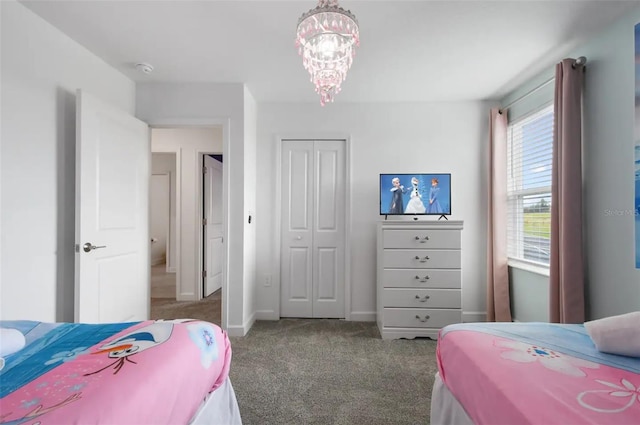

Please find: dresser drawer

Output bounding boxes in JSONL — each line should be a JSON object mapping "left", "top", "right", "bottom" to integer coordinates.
{"left": 383, "top": 249, "right": 460, "bottom": 269}
{"left": 383, "top": 288, "right": 461, "bottom": 308}
{"left": 383, "top": 229, "right": 460, "bottom": 249}
{"left": 383, "top": 308, "right": 462, "bottom": 329}
{"left": 381, "top": 269, "right": 461, "bottom": 289}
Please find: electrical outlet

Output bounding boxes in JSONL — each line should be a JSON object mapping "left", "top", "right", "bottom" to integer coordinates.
{"left": 264, "top": 274, "right": 272, "bottom": 287}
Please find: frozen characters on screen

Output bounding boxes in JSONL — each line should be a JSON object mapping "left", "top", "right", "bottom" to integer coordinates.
{"left": 427, "top": 177, "right": 443, "bottom": 214}
{"left": 389, "top": 177, "right": 408, "bottom": 214}
{"left": 404, "top": 177, "right": 426, "bottom": 214}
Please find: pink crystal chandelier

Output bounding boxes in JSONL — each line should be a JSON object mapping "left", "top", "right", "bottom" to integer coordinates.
{"left": 295, "top": 0, "right": 360, "bottom": 106}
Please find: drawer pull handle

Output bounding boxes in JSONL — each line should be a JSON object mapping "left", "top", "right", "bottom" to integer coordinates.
{"left": 419, "top": 236, "right": 430, "bottom": 243}
{"left": 415, "top": 314, "right": 431, "bottom": 322}
{"left": 419, "top": 256, "right": 430, "bottom": 263}
{"left": 415, "top": 275, "right": 421, "bottom": 280}
{"left": 415, "top": 236, "right": 420, "bottom": 240}
{"left": 415, "top": 256, "right": 420, "bottom": 260}
{"left": 415, "top": 295, "right": 431, "bottom": 302}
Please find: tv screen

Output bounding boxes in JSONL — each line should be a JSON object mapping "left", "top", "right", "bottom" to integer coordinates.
{"left": 380, "top": 173, "right": 451, "bottom": 216}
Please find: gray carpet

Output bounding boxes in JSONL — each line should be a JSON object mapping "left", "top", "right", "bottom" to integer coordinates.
{"left": 229, "top": 319, "right": 438, "bottom": 425}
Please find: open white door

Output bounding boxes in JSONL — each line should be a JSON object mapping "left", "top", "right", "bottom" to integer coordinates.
{"left": 75, "top": 90, "right": 150, "bottom": 323}
{"left": 203, "top": 155, "right": 223, "bottom": 297}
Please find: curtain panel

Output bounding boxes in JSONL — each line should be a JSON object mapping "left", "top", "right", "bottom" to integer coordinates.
{"left": 487, "top": 108, "right": 512, "bottom": 322}
{"left": 549, "top": 58, "right": 586, "bottom": 324}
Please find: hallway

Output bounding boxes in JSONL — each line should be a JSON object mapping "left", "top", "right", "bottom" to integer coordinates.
{"left": 150, "top": 264, "right": 221, "bottom": 325}
{"left": 151, "top": 263, "right": 175, "bottom": 298}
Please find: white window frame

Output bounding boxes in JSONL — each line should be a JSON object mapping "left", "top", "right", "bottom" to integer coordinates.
{"left": 506, "top": 103, "right": 554, "bottom": 272}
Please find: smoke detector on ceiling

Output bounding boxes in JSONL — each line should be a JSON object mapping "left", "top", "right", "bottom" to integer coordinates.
{"left": 135, "top": 62, "right": 154, "bottom": 74}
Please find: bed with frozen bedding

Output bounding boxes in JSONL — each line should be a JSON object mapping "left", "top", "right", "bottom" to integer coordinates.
{"left": 0, "top": 319, "right": 241, "bottom": 424}
{"left": 431, "top": 322, "right": 640, "bottom": 425}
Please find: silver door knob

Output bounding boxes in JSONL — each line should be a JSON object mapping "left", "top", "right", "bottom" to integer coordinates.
{"left": 83, "top": 242, "right": 107, "bottom": 253}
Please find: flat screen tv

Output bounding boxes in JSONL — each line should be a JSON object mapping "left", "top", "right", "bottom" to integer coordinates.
{"left": 379, "top": 173, "right": 451, "bottom": 217}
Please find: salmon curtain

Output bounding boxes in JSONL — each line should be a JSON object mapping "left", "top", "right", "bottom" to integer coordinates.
{"left": 487, "top": 108, "right": 512, "bottom": 322}
{"left": 549, "top": 58, "right": 586, "bottom": 323}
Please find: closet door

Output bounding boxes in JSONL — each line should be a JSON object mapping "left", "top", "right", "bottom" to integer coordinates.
{"left": 280, "top": 140, "right": 345, "bottom": 318}
{"left": 312, "top": 141, "right": 345, "bottom": 318}
{"left": 281, "top": 141, "right": 314, "bottom": 317}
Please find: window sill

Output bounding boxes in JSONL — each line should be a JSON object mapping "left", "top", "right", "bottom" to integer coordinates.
{"left": 508, "top": 258, "right": 550, "bottom": 277}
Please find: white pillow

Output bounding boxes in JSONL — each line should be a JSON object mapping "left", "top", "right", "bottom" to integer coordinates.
{"left": 0, "top": 328, "right": 26, "bottom": 357}
{"left": 584, "top": 311, "right": 640, "bottom": 357}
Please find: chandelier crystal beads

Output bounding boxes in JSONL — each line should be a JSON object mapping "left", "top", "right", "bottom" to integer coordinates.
{"left": 295, "top": 0, "right": 360, "bottom": 106}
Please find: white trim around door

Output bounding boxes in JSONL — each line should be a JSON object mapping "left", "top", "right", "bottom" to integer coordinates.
{"left": 274, "top": 134, "right": 352, "bottom": 320}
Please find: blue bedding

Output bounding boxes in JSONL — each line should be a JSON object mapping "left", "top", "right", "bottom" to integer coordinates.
{"left": 441, "top": 322, "right": 640, "bottom": 373}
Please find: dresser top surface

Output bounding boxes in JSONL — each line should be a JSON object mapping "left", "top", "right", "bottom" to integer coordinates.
{"left": 378, "top": 220, "right": 464, "bottom": 230}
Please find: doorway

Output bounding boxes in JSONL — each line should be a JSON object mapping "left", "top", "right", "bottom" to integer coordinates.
{"left": 148, "top": 128, "right": 225, "bottom": 326}
{"left": 150, "top": 153, "right": 177, "bottom": 299}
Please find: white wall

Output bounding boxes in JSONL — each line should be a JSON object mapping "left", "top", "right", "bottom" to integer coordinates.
{"left": 502, "top": 5, "right": 640, "bottom": 321}
{"left": 151, "top": 153, "right": 177, "bottom": 270}
{"left": 0, "top": 1, "right": 135, "bottom": 321}
{"left": 151, "top": 128, "right": 222, "bottom": 300}
{"left": 136, "top": 83, "right": 251, "bottom": 335}
{"left": 255, "top": 102, "right": 491, "bottom": 321}
{"left": 243, "top": 87, "right": 258, "bottom": 326}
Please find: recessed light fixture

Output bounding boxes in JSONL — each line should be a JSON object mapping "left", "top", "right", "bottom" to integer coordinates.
{"left": 135, "top": 62, "right": 154, "bottom": 74}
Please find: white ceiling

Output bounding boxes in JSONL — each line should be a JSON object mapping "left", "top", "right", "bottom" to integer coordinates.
{"left": 19, "top": 0, "right": 638, "bottom": 103}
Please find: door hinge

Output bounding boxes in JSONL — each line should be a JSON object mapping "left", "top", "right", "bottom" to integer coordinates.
{"left": 203, "top": 270, "right": 207, "bottom": 278}
{"left": 202, "top": 218, "right": 207, "bottom": 225}
{"left": 202, "top": 166, "right": 207, "bottom": 174}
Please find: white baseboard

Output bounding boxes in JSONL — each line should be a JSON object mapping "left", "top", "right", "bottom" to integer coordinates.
{"left": 226, "top": 312, "right": 256, "bottom": 337}
{"left": 176, "top": 293, "right": 197, "bottom": 302}
{"left": 245, "top": 311, "right": 377, "bottom": 322}
{"left": 254, "top": 310, "right": 279, "bottom": 321}
{"left": 463, "top": 311, "right": 487, "bottom": 323}
{"left": 349, "top": 311, "right": 376, "bottom": 322}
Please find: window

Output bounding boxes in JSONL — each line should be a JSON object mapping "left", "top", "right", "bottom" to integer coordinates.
{"left": 507, "top": 104, "right": 554, "bottom": 266}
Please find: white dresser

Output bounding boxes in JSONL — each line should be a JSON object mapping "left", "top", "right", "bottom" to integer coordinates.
{"left": 376, "top": 220, "right": 463, "bottom": 340}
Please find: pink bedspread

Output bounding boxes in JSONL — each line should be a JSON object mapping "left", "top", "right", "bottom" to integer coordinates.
{"left": 0, "top": 319, "right": 232, "bottom": 424}
{"left": 437, "top": 323, "right": 640, "bottom": 425}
